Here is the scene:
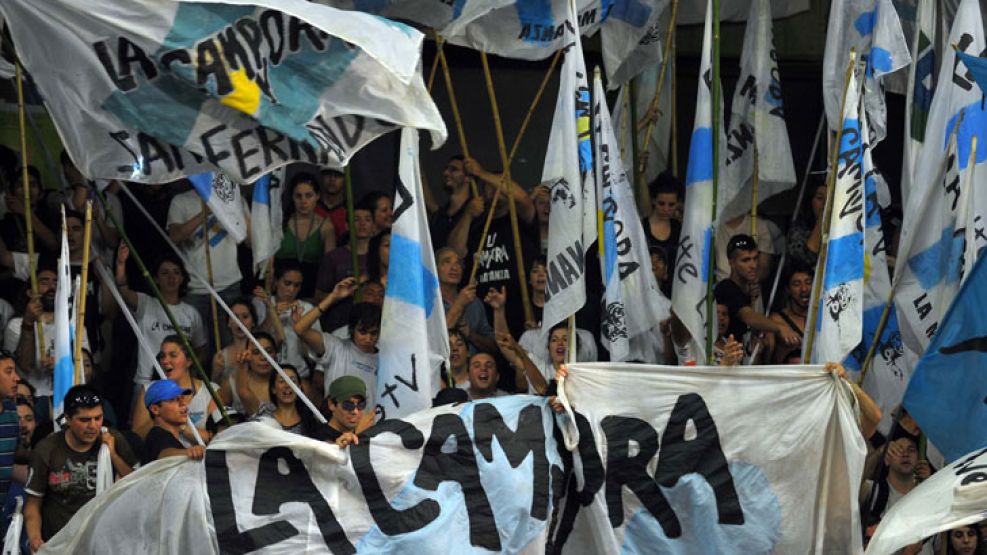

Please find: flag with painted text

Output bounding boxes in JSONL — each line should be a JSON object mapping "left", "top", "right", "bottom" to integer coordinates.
{"left": 376, "top": 128, "right": 449, "bottom": 419}
{"left": 0, "top": 0, "right": 446, "bottom": 185}
{"left": 611, "top": 53, "right": 673, "bottom": 187}
{"left": 541, "top": 2, "right": 597, "bottom": 333}
{"left": 900, "top": 0, "right": 936, "bottom": 206}
{"left": 810, "top": 67, "right": 863, "bottom": 365}
{"left": 593, "top": 69, "right": 670, "bottom": 362}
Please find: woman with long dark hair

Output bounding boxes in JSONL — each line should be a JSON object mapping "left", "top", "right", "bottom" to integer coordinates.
{"left": 276, "top": 172, "right": 336, "bottom": 299}
{"left": 253, "top": 364, "right": 318, "bottom": 436}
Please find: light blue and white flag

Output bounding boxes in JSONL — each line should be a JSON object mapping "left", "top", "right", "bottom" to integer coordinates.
{"left": 719, "top": 0, "right": 796, "bottom": 223}
{"left": 844, "top": 108, "right": 905, "bottom": 435}
{"left": 541, "top": 0, "right": 597, "bottom": 333}
{"left": 900, "top": 0, "right": 936, "bottom": 206}
{"left": 822, "top": 0, "right": 911, "bottom": 144}
{"left": 810, "top": 67, "right": 863, "bottom": 365}
{"left": 671, "top": 0, "right": 717, "bottom": 364}
{"left": 443, "top": 0, "right": 667, "bottom": 85}
{"left": 250, "top": 169, "right": 284, "bottom": 275}
{"left": 377, "top": 128, "right": 449, "bottom": 420}
{"left": 894, "top": 0, "right": 987, "bottom": 362}
{"left": 52, "top": 209, "right": 75, "bottom": 423}
{"left": 0, "top": 0, "right": 446, "bottom": 185}
{"left": 186, "top": 172, "right": 248, "bottom": 243}
{"left": 593, "top": 68, "right": 669, "bottom": 362}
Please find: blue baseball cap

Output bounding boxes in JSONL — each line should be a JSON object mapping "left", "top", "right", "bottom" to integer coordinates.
{"left": 145, "top": 380, "right": 192, "bottom": 408}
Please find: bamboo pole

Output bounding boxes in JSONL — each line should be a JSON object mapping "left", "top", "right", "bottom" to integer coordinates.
{"left": 15, "top": 61, "right": 44, "bottom": 353}
{"left": 478, "top": 51, "right": 534, "bottom": 324}
{"left": 73, "top": 201, "right": 93, "bottom": 384}
{"left": 629, "top": 81, "right": 646, "bottom": 217}
{"left": 803, "top": 51, "right": 857, "bottom": 363}
{"left": 95, "top": 188, "right": 232, "bottom": 426}
{"left": 637, "top": 0, "right": 680, "bottom": 181}
{"left": 435, "top": 35, "right": 480, "bottom": 199}
{"left": 344, "top": 166, "right": 360, "bottom": 282}
{"left": 751, "top": 144, "right": 759, "bottom": 238}
{"left": 705, "top": 0, "right": 722, "bottom": 361}
{"left": 467, "top": 51, "right": 560, "bottom": 282}
{"left": 670, "top": 33, "right": 679, "bottom": 178}
{"left": 200, "top": 198, "right": 223, "bottom": 357}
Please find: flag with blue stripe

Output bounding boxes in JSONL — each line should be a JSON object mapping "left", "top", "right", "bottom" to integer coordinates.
{"left": 903, "top": 252, "right": 987, "bottom": 462}
{"left": 187, "top": 172, "right": 248, "bottom": 243}
{"left": 593, "top": 68, "right": 669, "bottom": 362}
{"left": 901, "top": 0, "right": 936, "bottom": 205}
{"left": 0, "top": 0, "right": 446, "bottom": 185}
{"left": 823, "top": 0, "right": 910, "bottom": 145}
{"left": 671, "top": 0, "right": 717, "bottom": 364}
{"left": 250, "top": 170, "right": 284, "bottom": 275}
{"left": 53, "top": 209, "right": 76, "bottom": 423}
{"left": 810, "top": 67, "right": 863, "bottom": 364}
{"left": 894, "top": 0, "right": 986, "bottom": 365}
{"left": 376, "top": 128, "right": 449, "bottom": 419}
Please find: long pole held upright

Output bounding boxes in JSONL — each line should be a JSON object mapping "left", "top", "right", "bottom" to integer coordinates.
{"left": 478, "top": 51, "right": 534, "bottom": 324}
{"left": 705, "top": 0, "right": 722, "bottom": 361}
{"left": 344, "top": 166, "right": 360, "bottom": 283}
{"left": 200, "top": 198, "right": 223, "bottom": 357}
{"left": 73, "top": 201, "right": 93, "bottom": 384}
{"left": 15, "top": 62, "right": 44, "bottom": 353}
{"left": 803, "top": 51, "right": 857, "bottom": 363}
{"left": 435, "top": 34, "right": 480, "bottom": 199}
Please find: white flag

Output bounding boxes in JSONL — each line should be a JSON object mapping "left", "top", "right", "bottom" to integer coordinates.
{"left": 52, "top": 210, "right": 75, "bottom": 423}
{"left": 593, "top": 68, "right": 670, "bottom": 362}
{"left": 187, "top": 172, "right": 248, "bottom": 243}
{"left": 612, "top": 52, "right": 673, "bottom": 187}
{"left": 376, "top": 128, "right": 449, "bottom": 419}
{"left": 719, "top": 0, "right": 796, "bottom": 223}
{"left": 810, "top": 66, "right": 863, "bottom": 364}
{"left": 250, "top": 170, "right": 284, "bottom": 275}
{"left": 823, "top": 0, "right": 911, "bottom": 144}
{"left": 900, "top": 0, "right": 936, "bottom": 206}
{"left": 866, "top": 446, "right": 987, "bottom": 555}
{"left": 671, "top": 0, "right": 717, "bottom": 364}
{"left": 541, "top": 1, "right": 597, "bottom": 333}
{"left": 600, "top": 0, "right": 669, "bottom": 88}
{"left": 894, "top": 0, "right": 986, "bottom": 361}
{"left": 0, "top": 0, "right": 446, "bottom": 185}
{"left": 676, "top": 0, "right": 809, "bottom": 24}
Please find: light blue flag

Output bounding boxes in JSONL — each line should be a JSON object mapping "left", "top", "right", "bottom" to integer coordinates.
{"left": 904, "top": 253, "right": 987, "bottom": 462}
{"left": 956, "top": 50, "right": 987, "bottom": 97}
{"left": 52, "top": 210, "right": 75, "bottom": 422}
{"left": 0, "top": 0, "right": 446, "bottom": 185}
{"left": 250, "top": 170, "right": 283, "bottom": 275}
{"left": 376, "top": 128, "right": 449, "bottom": 419}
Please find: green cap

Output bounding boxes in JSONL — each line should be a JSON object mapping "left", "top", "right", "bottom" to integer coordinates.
{"left": 329, "top": 375, "right": 367, "bottom": 402}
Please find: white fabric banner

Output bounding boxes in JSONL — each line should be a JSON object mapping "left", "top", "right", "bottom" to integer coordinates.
{"left": 611, "top": 53, "right": 673, "bottom": 187}
{"left": 719, "top": 0, "right": 796, "bottom": 223}
{"left": 823, "top": 0, "right": 911, "bottom": 145}
{"left": 553, "top": 362, "right": 867, "bottom": 554}
{"left": 810, "top": 66, "right": 864, "bottom": 365}
{"left": 541, "top": 1, "right": 597, "bottom": 333}
{"left": 40, "top": 398, "right": 563, "bottom": 554}
{"left": 866, "top": 446, "right": 987, "bottom": 555}
{"left": 0, "top": 0, "right": 446, "bottom": 184}
{"left": 894, "top": 0, "right": 987, "bottom": 362}
{"left": 900, "top": 0, "right": 936, "bottom": 204}
{"left": 671, "top": 0, "right": 718, "bottom": 364}
{"left": 676, "top": 0, "right": 809, "bottom": 24}
{"left": 593, "top": 69, "right": 669, "bottom": 362}
{"left": 376, "top": 128, "right": 450, "bottom": 419}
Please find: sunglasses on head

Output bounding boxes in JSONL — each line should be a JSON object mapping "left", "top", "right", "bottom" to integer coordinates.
{"left": 340, "top": 399, "right": 367, "bottom": 411}
{"left": 65, "top": 391, "right": 101, "bottom": 411}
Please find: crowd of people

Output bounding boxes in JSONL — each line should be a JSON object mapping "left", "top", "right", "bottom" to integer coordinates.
{"left": 0, "top": 148, "right": 980, "bottom": 553}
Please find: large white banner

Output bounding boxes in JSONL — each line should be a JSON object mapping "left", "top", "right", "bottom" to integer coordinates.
{"left": 0, "top": 0, "right": 446, "bottom": 184}
{"left": 40, "top": 397, "right": 563, "bottom": 554}
{"left": 866, "top": 446, "right": 987, "bottom": 555}
{"left": 552, "top": 363, "right": 867, "bottom": 554}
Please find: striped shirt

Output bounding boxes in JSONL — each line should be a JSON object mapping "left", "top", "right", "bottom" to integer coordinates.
{"left": 0, "top": 399, "right": 19, "bottom": 502}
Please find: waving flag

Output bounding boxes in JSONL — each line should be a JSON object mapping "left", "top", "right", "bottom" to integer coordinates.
{"left": 541, "top": 1, "right": 597, "bottom": 333}
{"left": 250, "top": 170, "right": 284, "bottom": 275}
{"left": 0, "top": 0, "right": 446, "bottom": 185}
{"left": 810, "top": 66, "right": 863, "bottom": 365}
{"left": 593, "top": 68, "right": 669, "bottom": 362}
{"left": 844, "top": 109, "right": 904, "bottom": 435}
{"left": 823, "top": 0, "right": 910, "bottom": 144}
{"left": 900, "top": 0, "right": 936, "bottom": 205}
{"left": 671, "top": 0, "right": 717, "bottom": 364}
{"left": 376, "top": 128, "right": 449, "bottom": 420}
{"left": 52, "top": 210, "right": 75, "bottom": 423}
{"left": 186, "top": 172, "right": 248, "bottom": 243}
{"left": 612, "top": 50, "right": 673, "bottom": 186}
{"left": 719, "top": 0, "right": 796, "bottom": 223}
{"left": 894, "top": 0, "right": 987, "bottom": 363}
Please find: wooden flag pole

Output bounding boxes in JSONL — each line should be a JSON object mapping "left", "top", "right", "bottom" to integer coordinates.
{"left": 435, "top": 35, "right": 480, "bottom": 199}
{"left": 637, "top": 0, "right": 680, "bottom": 187}
{"left": 705, "top": 0, "right": 722, "bottom": 361}
{"left": 73, "top": 201, "right": 93, "bottom": 384}
{"left": 803, "top": 51, "right": 857, "bottom": 363}
{"left": 199, "top": 198, "right": 223, "bottom": 357}
{"left": 478, "top": 51, "right": 534, "bottom": 324}
{"left": 751, "top": 143, "right": 759, "bottom": 238}
{"left": 344, "top": 166, "right": 360, "bottom": 283}
{"left": 15, "top": 61, "right": 45, "bottom": 353}
{"left": 670, "top": 32, "right": 679, "bottom": 178}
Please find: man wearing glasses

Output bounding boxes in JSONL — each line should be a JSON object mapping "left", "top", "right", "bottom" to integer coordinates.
{"left": 23, "top": 385, "right": 137, "bottom": 552}
{"left": 314, "top": 375, "right": 369, "bottom": 448}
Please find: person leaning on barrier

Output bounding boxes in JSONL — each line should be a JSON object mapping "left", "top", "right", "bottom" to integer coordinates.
{"left": 313, "top": 375, "right": 373, "bottom": 449}
{"left": 143, "top": 379, "right": 206, "bottom": 462}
